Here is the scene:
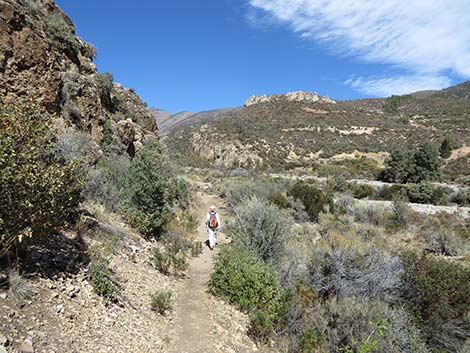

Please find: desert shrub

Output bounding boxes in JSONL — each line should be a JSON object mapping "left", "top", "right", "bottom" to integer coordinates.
{"left": 406, "top": 183, "right": 446, "bottom": 204}
{"left": 308, "top": 243, "right": 403, "bottom": 302}
{"left": 419, "top": 217, "right": 469, "bottom": 256}
{"left": 94, "top": 73, "right": 114, "bottom": 110}
{"left": 84, "top": 154, "right": 130, "bottom": 211}
{"left": 309, "top": 297, "right": 428, "bottom": 353}
{"left": 233, "top": 197, "right": 293, "bottom": 264}
{"left": 54, "top": 127, "right": 100, "bottom": 164}
{"left": 89, "top": 259, "right": 119, "bottom": 302}
{"left": 0, "top": 101, "right": 83, "bottom": 255}
{"left": 248, "top": 311, "right": 274, "bottom": 344}
{"left": 402, "top": 253, "right": 470, "bottom": 352}
{"left": 222, "top": 179, "right": 289, "bottom": 207}
{"left": 209, "top": 247, "right": 284, "bottom": 316}
{"left": 45, "top": 13, "right": 80, "bottom": 62}
{"left": 150, "top": 291, "right": 173, "bottom": 315}
{"left": 268, "top": 192, "right": 288, "bottom": 209}
{"left": 389, "top": 199, "right": 411, "bottom": 229}
{"left": 150, "top": 248, "right": 171, "bottom": 275}
{"left": 440, "top": 136, "right": 453, "bottom": 158}
{"left": 450, "top": 189, "right": 470, "bottom": 206}
{"left": 122, "top": 140, "right": 170, "bottom": 237}
{"left": 348, "top": 182, "right": 377, "bottom": 199}
{"left": 168, "top": 177, "right": 193, "bottom": 210}
{"left": 293, "top": 328, "right": 325, "bottom": 353}
{"left": 287, "top": 182, "right": 334, "bottom": 222}
{"left": 352, "top": 204, "right": 390, "bottom": 227}
{"left": 190, "top": 241, "right": 203, "bottom": 257}
{"left": 378, "top": 184, "right": 408, "bottom": 201}
{"left": 7, "top": 270, "right": 33, "bottom": 302}
{"left": 384, "top": 94, "right": 412, "bottom": 113}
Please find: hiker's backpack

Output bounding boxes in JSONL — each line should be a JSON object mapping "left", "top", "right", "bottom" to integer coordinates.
{"left": 209, "top": 212, "right": 218, "bottom": 229}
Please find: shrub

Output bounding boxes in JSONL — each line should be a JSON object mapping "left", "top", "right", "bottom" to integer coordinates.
{"left": 222, "top": 179, "right": 289, "bottom": 207}
{"left": 209, "top": 248, "right": 283, "bottom": 316}
{"left": 89, "top": 260, "right": 119, "bottom": 302}
{"left": 406, "top": 183, "right": 445, "bottom": 204}
{"left": 150, "top": 248, "right": 171, "bottom": 275}
{"left": 389, "top": 198, "right": 411, "bottom": 229}
{"left": 84, "top": 154, "right": 130, "bottom": 211}
{"left": 0, "top": 101, "right": 83, "bottom": 254}
{"left": 411, "top": 142, "right": 441, "bottom": 183}
{"left": 122, "top": 140, "right": 170, "bottom": 237}
{"left": 348, "top": 182, "right": 376, "bottom": 199}
{"left": 402, "top": 253, "right": 470, "bottom": 352}
{"left": 378, "top": 184, "right": 407, "bottom": 201}
{"left": 150, "top": 291, "right": 173, "bottom": 315}
{"left": 309, "top": 297, "right": 428, "bottom": 353}
{"left": 190, "top": 241, "right": 203, "bottom": 257}
{"left": 54, "top": 127, "right": 100, "bottom": 164}
{"left": 384, "top": 94, "right": 412, "bottom": 113}
{"left": 248, "top": 311, "right": 274, "bottom": 344}
{"left": 268, "top": 192, "right": 288, "bottom": 209}
{"left": 294, "top": 328, "right": 324, "bottom": 353}
{"left": 287, "top": 182, "right": 334, "bottom": 222}
{"left": 440, "top": 136, "right": 453, "bottom": 158}
{"left": 8, "top": 270, "right": 32, "bottom": 302}
{"left": 234, "top": 197, "right": 292, "bottom": 264}
{"left": 380, "top": 150, "right": 416, "bottom": 183}
{"left": 45, "top": 13, "right": 80, "bottom": 62}
{"left": 94, "top": 73, "right": 114, "bottom": 110}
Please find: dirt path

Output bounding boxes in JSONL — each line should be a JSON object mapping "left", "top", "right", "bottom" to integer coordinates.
{"left": 166, "top": 193, "right": 259, "bottom": 353}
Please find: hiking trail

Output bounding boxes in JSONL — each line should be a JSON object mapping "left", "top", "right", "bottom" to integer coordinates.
{"left": 165, "top": 192, "right": 260, "bottom": 353}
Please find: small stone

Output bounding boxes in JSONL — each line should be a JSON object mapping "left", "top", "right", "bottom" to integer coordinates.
{"left": 55, "top": 304, "right": 65, "bottom": 314}
{"left": 20, "top": 337, "right": 34, "bottom": 353}
{"left": 0, "top": 346, "right": 8, "bottom": 353}
{"left": 0, "top": 293, "right": 6, "bottom": 300}
{"left": 0, "top": 333, "right": 8, "bottom": 346}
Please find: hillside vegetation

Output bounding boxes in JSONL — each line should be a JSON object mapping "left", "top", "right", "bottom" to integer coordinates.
{"left": 164, "top": 85, "right": 470, "bottom": 183}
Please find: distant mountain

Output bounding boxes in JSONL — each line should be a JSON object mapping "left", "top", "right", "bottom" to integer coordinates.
{"left": 152, "top": 107, "right": 240, "bottom": 135}
{"left": 164, "top": 84, "right": 470, "bottom": 183}
{"left": 245, "top": 90, "right": 336, "bottom": 106}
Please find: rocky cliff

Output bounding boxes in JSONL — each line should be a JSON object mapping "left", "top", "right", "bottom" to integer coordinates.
{"left": 0, "top": 0, "right": 157, "bottom": 156}
{"left": 244, "top": 90, "right": 336, "bottom": 107}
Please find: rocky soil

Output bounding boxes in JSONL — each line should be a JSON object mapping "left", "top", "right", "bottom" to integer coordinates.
{"left": 0, "top": 194, "right": 265, "bottom": 353}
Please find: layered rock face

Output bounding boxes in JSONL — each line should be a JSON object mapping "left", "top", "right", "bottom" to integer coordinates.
{"left": 0, "top": 0, "right": 157, "bottom": 155}
{"left": 244, "top": 90, "right": 336, "bottom": 107}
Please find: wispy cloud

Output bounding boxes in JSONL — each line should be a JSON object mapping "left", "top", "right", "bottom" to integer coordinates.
{"left": 248, "top": 0, "right": 470, "bottom": 96}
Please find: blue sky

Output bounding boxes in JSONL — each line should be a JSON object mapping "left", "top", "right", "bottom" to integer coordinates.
{"left": 56, "top": 0, "right": 470, "bottom": 113}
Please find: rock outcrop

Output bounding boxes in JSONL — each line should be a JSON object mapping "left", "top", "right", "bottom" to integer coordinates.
{"left": 244, "top": 90, "right": 336, "bottom": 107}
{"left": 0, "top": 0, "right": 157, "bottom": 155}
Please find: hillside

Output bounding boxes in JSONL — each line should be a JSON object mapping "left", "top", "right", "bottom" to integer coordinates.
{"left": 153, "top": 107, "right": 240, "bottom": 135}
{"left": 164, "top": 85, "right": 470, "bottom": 182}
{"left": 0, "top": 0, "right": 158, "bottom": 156}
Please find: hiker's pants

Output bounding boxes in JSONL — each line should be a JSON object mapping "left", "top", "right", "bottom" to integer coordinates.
{"left": 208, "top": 228, "right": 217, "bottom": 248}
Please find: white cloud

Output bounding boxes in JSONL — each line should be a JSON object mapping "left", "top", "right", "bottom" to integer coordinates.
{"left": 249, "top": 0, "right": 470, "bottom": 95}
{"left": 345, "top": 74, "right": 452, "bottom": 97}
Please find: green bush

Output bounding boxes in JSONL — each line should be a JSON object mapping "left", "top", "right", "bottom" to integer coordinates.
{"left": 248, "top": 311, "right": 274, "bottom": 344}
{"left": 150, "top": 248, "right": 171, "bottom": 275}
{"left": 378, "top": 184, "right": 407, "bottom": 201}
{"left": 380, "top": 142, "right": 441, "bottom": 184}
{"left": 268, "top": 192, "right": 288, "bottom": 209}
{"left": 406, "top": 183, "right": 445, "bottom": 204}
{"left": 384, "top": 94, "right": 412, "bottom": 113}
{"left": 402, "top": 253, "right": 470, "bottom": 352}
{"left": 94, "top": 73, "right": 114, "bottom": 110}
{"left": 209, "top": 248, "right": 284, "bottom": 316}
{"left": 150, "top": 291, "right": 173, "bottom": 315}
{"left": 439, "top": 136, "right": 453, "bottom": 158}
{"left": 45, "top": 13, "right": 80, "bottom": 62}
{"left": 389, "top": 199, "right": 411, "bottom": 229}
{"left": 89, "top": 260, "right": 119, "bottom": 302}
{"left": 295, "top": 328, "right": 324, "bottom": 353}
{"left": 287, "top": 182, "right": 334, "bottom": 222}
{"left": 348, "top": 182, "right": 376, "bottom": 199}
{"left": 0, "top": 101, "right": 83, "bottom": 255}
{"left": 122, "top": 140, "right": 170, "bottom": 237}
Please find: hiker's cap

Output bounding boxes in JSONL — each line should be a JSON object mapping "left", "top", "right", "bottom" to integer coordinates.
{"left": 209, "top": 205, "right": 216, "bottom": 210}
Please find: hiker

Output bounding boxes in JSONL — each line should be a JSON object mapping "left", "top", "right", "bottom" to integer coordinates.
{"left": 205, "top": 205, "right": 220, "bottom": 250}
